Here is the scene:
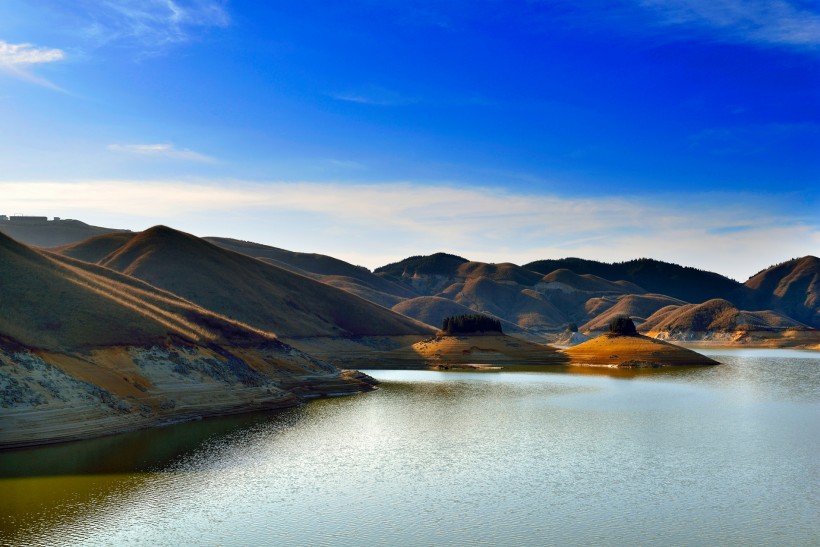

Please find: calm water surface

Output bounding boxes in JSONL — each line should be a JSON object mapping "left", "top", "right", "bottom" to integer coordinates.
{"left": 1, "top": 349, "right": 818, "bottom": 546}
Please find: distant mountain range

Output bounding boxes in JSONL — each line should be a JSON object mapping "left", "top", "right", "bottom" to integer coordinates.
{"left": 5, "top": 217, "right": 820, "bottom": 339}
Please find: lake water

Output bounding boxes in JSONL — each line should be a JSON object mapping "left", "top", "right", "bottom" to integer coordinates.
{"left": 1, "top": 349, "right": 818, "bottom": 546}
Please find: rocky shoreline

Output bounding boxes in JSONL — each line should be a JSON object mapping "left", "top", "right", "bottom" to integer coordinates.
{"left": 0, "top": 344, "right": 376, "bottom": 450}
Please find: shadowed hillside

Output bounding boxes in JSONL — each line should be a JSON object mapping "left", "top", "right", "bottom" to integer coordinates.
{"left": 391, "top": 296, "right": 541, "bottom": 341}
{"left": 456, "top": 262, "right": 545, "bottom": 286}
{"left": 57, "top": 226, "right": 435, "bottom": 339}
{"left": 526, "top": 257, "right": 742, "bottom": 304}
{"left": 443, "top": 276, "right": 568, "bottom": 331}
{"left": 0, "top": 218, "right": 129, "bottom": 249}
{"left": 375, "top": 252, "right": 469, "bottom": 278}
{"left": 203, "top": 237, "right": 418, "bottom": 308}
{"left": 53, "top": 231, "right": 135, "bottom": 263}
{"left": 541, "top": 269, "right": 645, "bottom": 294}
{"left": 639, "top": 298, "right": 811, "bottom": 345}
{"left": 371, "top": 253, "right": 650, "bottom": 336}
{"left": 743, "top": 256, "right": 820, "bottom": 327}
{"left": 581, "top": 294, "right": 686, "bottom": 332}
{"left": 0, "top": 232, "right": 265, "bottom": 350}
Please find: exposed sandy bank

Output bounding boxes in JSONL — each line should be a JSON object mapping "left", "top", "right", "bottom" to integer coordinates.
{"left": 643, "top": 328, "right": 820, "bottom": 350}
{"left": 0, "top": 344, "right": 375, "bottom": 449}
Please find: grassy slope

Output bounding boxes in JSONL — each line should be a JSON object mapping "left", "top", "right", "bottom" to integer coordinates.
{"left": 0, "top": 219, "right": 129, "bottom": 249}
{"left": 526, "top": 257, "right": 742, "bottom": 303}
{"left": 541, "top": 269, "right": 645, "bottom": 294}
{"left": 581, "top": 294, "right": 687, "bottom": 332}
{"left": 640, "top": 298, "right": 808, "bottom": 333}
{"left": 59, "top": 226, "right": 435, "bottom": 338}
{"left": 0, "top": 232, "right": 273, "bottom": 351}
{"left": 744, "top": 256, "right": 820, "bottom": 327}
{"left": 205, "top": 236, "right": 419, "bottom": 306}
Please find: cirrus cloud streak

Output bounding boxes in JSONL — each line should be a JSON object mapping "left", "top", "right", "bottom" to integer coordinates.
{"left": 107, "top": 143, "right": 217, "bottom": 163}
{"left": 0, "top": 40, "right": 65, "bottom": 89}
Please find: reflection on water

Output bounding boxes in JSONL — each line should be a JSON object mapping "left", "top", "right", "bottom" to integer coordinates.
{"left": 1, "top": 350, "right": 818, "bottom": 546}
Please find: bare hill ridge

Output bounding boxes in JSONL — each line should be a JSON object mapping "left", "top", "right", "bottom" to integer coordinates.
{"left": 641, "top": 298, "right": 809, "bottom": 332}
{"left": 526, "top": 257, "right": 742, "bottom": 304}
{"left": 204, "top": 236, "right": 418, "bottom": 308}
{"left": 58, "top": 226, "right": 436, "bottom": 340}
{"left": 369, "top": 253, "right": 655, "bottom": 336}
{"left": 639, "top": 298, "right": 813, "bottom": 346}
{"left": 390, "top": 296, "right": 543, "bottom": 341}
{"left": 744, "top": 256, "right": 820, "bottom": 327}
{"left": 541, "top": 269, "right": 645, "bottom": 294}
{"left": 0, "top": 217, "right": 129, "bottom": 248}
{"left": 581, "top": 294, "right": 687, "bottom": 332}
{"left": 0, "top": 231, "right": 262, "bottom": 351}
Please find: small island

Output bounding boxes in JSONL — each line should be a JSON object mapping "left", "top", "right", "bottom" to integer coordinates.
{"left": 411, "top": 314, "right": 567, "bottom": 369}
{"left": 562, "top": 317, "right": 720, "bottom": 368}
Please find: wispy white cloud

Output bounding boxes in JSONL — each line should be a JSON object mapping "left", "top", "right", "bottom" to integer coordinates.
{"left": 75, "top": 0, "right": 229, "bottom": 50}
{"left": 107, "top": 143, "right": 217, "bottom": 163}
{"left": 1, "top": 179, "right": 816, "bottom": 280}
{"left": 329, "top": 86, "right": 418, "bottom": 106}
{"left": 0, "top": 41, "right": 64, "bottom": 65}
{"left": 0, "top": 40, "right": 65, "bottom": 89}
{"left": 637, "top": 0, "right": 820, "bottom": 47}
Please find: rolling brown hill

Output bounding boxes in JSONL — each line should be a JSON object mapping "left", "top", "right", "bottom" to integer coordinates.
{"left": 456, "top": 261, "right": 545, "bottom": 286}
{"left": 743, "top": 256, "right": 820, "bottom": 327}
{"left": 52, "top": 231, "right": 134, "bottom": 263}
{"left": 371, "top": 253, "right": 653, "bottom": 336}
{"left": 540, "top": 269, "right": 645, "bottom": 294}
{"left": 0, "top": 231, "right": 260, "bottom": 351}
{"left": 57, "top": 226, "right": 436, "bottom": 340}
{"left": 0, "top": 217, "right": 129, "bottom": 248}
{"left": 442, "top": 276, "right": 568, "bottom": 332}
{"left": 0, "top": 232, "right": 376, "bottom": 448}
{"left": 526, "top": 257, "right": 742, "bottom": 304}
{"left": 205, "top": 237, "right": 419, "bottom": 308}
{"left": 581, "top": 294, "right": 686, "bottom": 332}
{"left": 639, "top": 298, "right": 810, "bottom": 345}
{"left": 391, "top": 295, "right": 541, "bottom": 341}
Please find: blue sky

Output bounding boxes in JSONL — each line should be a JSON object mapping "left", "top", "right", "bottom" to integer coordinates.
{"left": 1, "top": 0, "right": 818, "bottom": 279}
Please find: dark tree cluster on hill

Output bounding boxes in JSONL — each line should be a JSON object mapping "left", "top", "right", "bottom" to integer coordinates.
{"left": 441, "top": 314, "right": 502, "bottom": 335}
{"left": 524, "top": 257, "right": 742, "bottom": 304}
{"left": 608, "top": 316, "right": 637, "bottom": 336}
{"left": 747, "top": 257, "right": 802, "bottom": 280}
{"left": 375, "top": 252, "right": 468, "bottom": 278}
